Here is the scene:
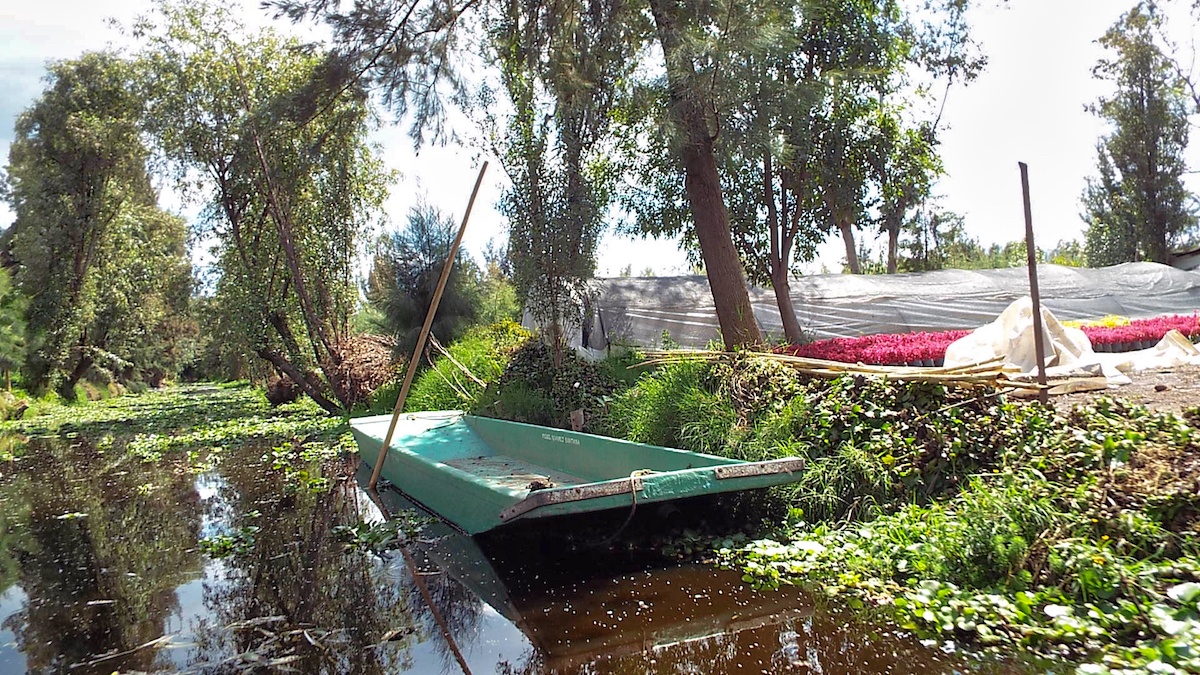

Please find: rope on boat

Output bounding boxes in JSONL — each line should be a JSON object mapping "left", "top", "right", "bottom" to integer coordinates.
{"left": 604, "top": 469, "right": 657, "bottom": 544}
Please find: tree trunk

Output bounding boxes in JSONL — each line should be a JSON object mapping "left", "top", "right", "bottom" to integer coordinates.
{"left": 649, "top": 0, "right": 763, "bottom": 348}
{"left": 762, "top": 153, "right": 805, "bottom": 345}
{"left": 840, "top": 221, "right": 861, "bottom": 274}
{"left": 770, "top": 269, "right": 805, "bottom": 344}
{"left": 60, "top": 351, "right": 94, "bottom": 401}
{"left": 256, "top": 347, "right": 342, "bottom": 413}
{"left": 886, "top": 222, "right": 900, "bottom": 274}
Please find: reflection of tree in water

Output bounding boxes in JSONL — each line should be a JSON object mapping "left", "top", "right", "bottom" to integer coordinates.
{"left": 401, "top": 545, "right": 487, "bottom": 674}
{"left": 188, "top": 452, "right": 426, "bottom": 674}
{"left": 0, "top": 437, "right": 203, "bottom": 673}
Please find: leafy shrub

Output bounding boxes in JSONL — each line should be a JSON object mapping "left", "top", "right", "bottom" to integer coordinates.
{"left": 604, "top": 359, "right": 715, "bottom": 447}
{"left": 482, "top": 381, "right": 558, "bottom": 426}
{"left": 725, "top": 395, "right": 1200, "bottom": 673}
{"left": 370, "top": 321, "right": 531, "bottom": 414}
{"left": 608, "top": 356, "right": 1024, "bottom": 521}
{"left": 472, "top": 341, "right": 621, "bottom": 430}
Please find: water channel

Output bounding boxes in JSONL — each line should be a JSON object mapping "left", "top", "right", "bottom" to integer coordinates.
{"left": 0, "top": 432, "right": 1055, "bottom": 674}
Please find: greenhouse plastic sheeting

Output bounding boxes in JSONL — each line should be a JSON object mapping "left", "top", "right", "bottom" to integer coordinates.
{"left": 573, "top": 262, "right": 1200, "bottom": 349}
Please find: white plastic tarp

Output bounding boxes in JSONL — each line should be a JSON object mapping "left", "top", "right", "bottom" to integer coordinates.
{"left": 944, "top": 297, "right": 1200, "bottom": 388}
{"left": 578, "top": 262, "right": 1200, "bottom": 349}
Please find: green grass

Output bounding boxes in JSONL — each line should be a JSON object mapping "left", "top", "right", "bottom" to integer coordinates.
{"left": 369, "top": 320, "right": 532, "bottom": 414}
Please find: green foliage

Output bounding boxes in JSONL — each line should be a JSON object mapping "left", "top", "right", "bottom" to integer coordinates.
{"left": 373, "top": 321, "right": 532, "bottom": 414}
{"left": 604, "top": 359, "right": 716, "bottom": 448}
{"left": 2, "top": 52, "right": 194, "bottom": 396}
{"left": 606, "top": 355, "right": 1018, "bottom": 521}
{"left": 1, "top": 384, "right": 348, "bottom": 459}
{"left": 721, "top": 392, "right": 1200, "bottom": 673}
{"left": 1082, "top": 3, "right": 1198, "bottom": 266}
{"left": 366, "top": 202, "right": 481, "bottom": 355}
{"left": 331, "top": 514, "right": 434, "bottom": 556}
{"left": 200, "top": 525, "right": 260, "bottom": 559}
{"left": 477, "top": 272, "right": 522, "bottom": 326}
{"left": 491, "top": 0, "right": 637, "bottom": 345}
{"left": 136, "top": 0, "right": 391, "bottom": 412}
{"left": 0, "top": 268, "right": 26, "bottom": 386}
{"left": 900, "top": 207, "right": 1087, "bottom": 272}
{"left": 471, "top": 340, "right": 621, "bottom": 430}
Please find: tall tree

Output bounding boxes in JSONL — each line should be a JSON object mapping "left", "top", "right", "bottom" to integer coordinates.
{"left": 2, "top": 53, "right": 192, "bottom": 396}
{"left": 1082, "top": 2, "right": 1197, "bottom": 266}
{"left": 0, "top": 268, "right": 25, "bottom": 390}
{"left": 643, "top": 0, "right": 765, "bottom": 347}
{"left": 872, "top": 114, "right": 942, "bottom": 274}
{"left": 271, "top": 0, "right": 772, "bottom": 348}
{"left": 137, "top": 1, "right": 390, "bottom": 413}
{"left": 716, "top": 0, "right": 900, "bottom": 340}
{"left": 622, "top": 0, "right": 976, "bottom": 341}
{"left": 366, "top": 202, "right": 481, "bottom": 354}
{"left": 492, "top": 0, "right": 639, "bottom": 350}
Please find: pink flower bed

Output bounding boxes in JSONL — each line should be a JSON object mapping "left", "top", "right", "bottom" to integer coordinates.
{"left": 1081, "top": 314, "right": 1200, "bottom": 346}
{"left": 779, "top": 314, "right": 1200, "bottom": 366}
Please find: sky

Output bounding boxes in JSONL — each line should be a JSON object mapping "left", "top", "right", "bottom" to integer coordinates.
{"left": 0, "top": 0, "right": 1197, "bottom": 277}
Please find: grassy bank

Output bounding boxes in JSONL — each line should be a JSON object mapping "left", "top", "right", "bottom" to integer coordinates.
{"left": 403, "top": 328, "right": 1200, "bottom": 674}
{"left": 618, "top": 358, "right": 1200, "bottom": 674}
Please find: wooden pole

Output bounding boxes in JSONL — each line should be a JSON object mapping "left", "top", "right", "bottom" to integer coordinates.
{"left": 1020, "top": 162, "right": 1049, "bottom": 404}
{"left": 368, "top": 162, "right": 489, "bottom": 489}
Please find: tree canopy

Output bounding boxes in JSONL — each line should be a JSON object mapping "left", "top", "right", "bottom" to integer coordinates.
{"left": 1, "top": 52, "right": 194, "bottom": 397}
{"left": 136, "top": 0, "right": 391, "bottom": 412}
{"left": 366, "top": 202, "right": 481, "bottom": 355}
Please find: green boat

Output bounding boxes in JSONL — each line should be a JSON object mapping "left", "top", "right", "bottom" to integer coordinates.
{"left": 351, "top": 411, "right": 806, "bottom": 535}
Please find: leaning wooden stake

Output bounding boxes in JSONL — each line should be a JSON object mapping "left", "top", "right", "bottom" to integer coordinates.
{"left": 1020, "top": 162, "right": 1049, "bottom": 404}
{"left": 368, "top": 162, "right": 489, "bottom": 490}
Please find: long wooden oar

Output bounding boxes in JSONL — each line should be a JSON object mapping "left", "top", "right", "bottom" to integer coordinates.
{"left": 368, "top": 162, "right": 489, "bottom": 490}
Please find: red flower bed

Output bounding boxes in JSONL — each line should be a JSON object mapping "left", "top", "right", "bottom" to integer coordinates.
{"left": 778, "top": 314, "right": 1200, "bottom": 366}
{"left": 1081, "top": 314, "right": 1200, "bottom": 346}
{"left": 778, "top": 330, "right": 970, "bottom": 365}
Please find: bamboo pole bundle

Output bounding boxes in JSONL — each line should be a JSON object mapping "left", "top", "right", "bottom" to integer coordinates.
{"left": 634, "top": 349, "right": 1046, "bottom": 391}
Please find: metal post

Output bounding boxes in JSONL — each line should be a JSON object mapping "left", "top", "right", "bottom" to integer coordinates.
{"left": 1020, "top": 162, "right": 1049, "bottom": 403}
{"left": 369, "top": 162, "right": 489, "bottom": 489}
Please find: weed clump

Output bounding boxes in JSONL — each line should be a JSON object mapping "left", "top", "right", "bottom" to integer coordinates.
{"left": 605, "top": 355, "right": 1018, "bottom": 521}
{"left": 472, "top": 341, "right": 620, "bottom": 430}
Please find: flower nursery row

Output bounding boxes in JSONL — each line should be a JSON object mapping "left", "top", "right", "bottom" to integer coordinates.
{"left": 778, "top": 313, "right": 1200, "bottom": 366}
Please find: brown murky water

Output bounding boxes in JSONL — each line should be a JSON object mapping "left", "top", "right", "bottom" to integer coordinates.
{"left": 0, "top": 432, "right": 1055, "bottom": 674}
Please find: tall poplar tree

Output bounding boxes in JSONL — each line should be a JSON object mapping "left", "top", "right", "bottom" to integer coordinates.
{"left": 1082, "top": 2, "right": 1197, "bottom": 266}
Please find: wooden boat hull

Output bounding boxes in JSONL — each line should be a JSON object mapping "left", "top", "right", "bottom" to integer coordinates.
{"left": 351, "top": 412, "right": 805, "bottom": 534}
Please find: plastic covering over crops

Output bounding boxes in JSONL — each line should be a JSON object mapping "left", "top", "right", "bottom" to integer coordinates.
{"left": 574, "top": 262, "right": 1200, "bottom": 349}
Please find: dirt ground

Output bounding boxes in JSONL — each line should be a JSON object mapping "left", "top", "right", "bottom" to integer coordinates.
{"left": 1052, "top": 364, "right": 1200, "bottom": 414}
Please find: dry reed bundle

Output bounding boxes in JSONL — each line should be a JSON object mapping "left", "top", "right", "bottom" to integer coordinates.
{"left": 635, "top": 349, "right": 1046, "bottom": 391}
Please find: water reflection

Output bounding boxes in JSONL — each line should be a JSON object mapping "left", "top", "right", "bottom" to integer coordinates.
{"left": 0, "top": 432, "right": 1049, "bottom": 674}
{"left": 0, "top": 436, "right": 202, "bottom": 674}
